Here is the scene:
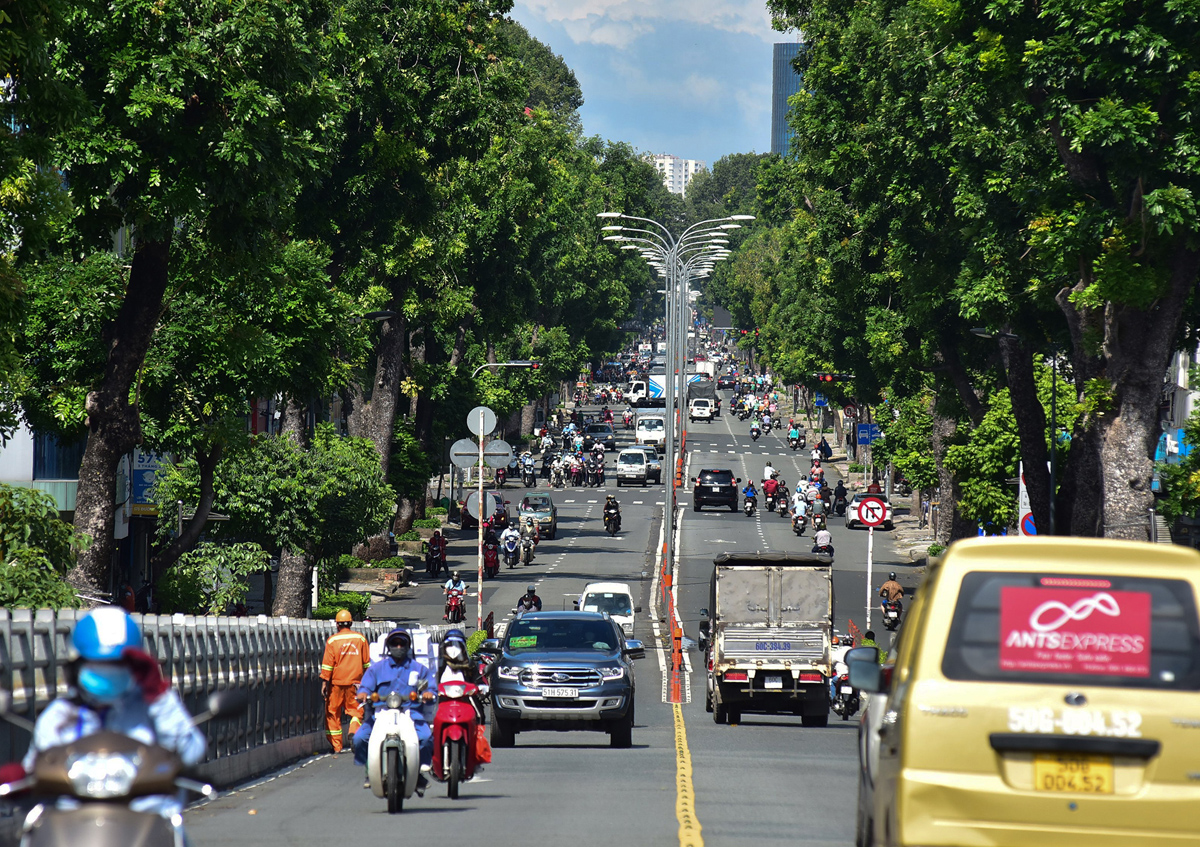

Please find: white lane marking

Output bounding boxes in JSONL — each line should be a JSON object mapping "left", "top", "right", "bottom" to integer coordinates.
{"left": 563, "top": 499, "right": 575, "bottom": 503}
{"left": 587, "top": 500, "right": 598, "bottom": 504}
{"left": 633, "top": 500, "right": 644, "bottom": 505}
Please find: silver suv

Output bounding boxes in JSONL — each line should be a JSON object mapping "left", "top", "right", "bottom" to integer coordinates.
{"left": 482, "top": 612, "right": 645, "bottom": 748}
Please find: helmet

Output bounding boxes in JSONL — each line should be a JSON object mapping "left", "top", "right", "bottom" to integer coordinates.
{"left": 452, "top": 570, "right": 461, "bottom": 580}
{"left": 889, "top": 572, "right": 897, "bottom": 580}
{"left": 606, "top": 494, "right": 615, "bottom": 501}
{"left": 72, "top": 607, "right": 142, "bottom": 661}
{"left": 526, "top": 585, "right": 536, "bottom": 594}
{"left": 385, "top": 628, "right": 412, "bottom": 648}
{"left": 445, "top": 628, "right": 466, "bottom": 643}
{"left": 335, "top": 609, "right": 353, "bottom": 624}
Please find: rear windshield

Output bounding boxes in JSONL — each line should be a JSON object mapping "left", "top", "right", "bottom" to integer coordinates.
{"left": 581, "top": 593, "right": 633, "bottom": 617}
{"left": 943, "top": 571, "right": 1200, "bottom": 690}
{"left": 699, "top": 470, "right": 734, "bottom": 484}
{"left": 505, "top": 619, "right": 618, "bottom": 654}
{"left": 638, "top": 419, "right": 664, "bottom": 431}
{"left": 692, "top": 400, "right": 710, "bottom": 407}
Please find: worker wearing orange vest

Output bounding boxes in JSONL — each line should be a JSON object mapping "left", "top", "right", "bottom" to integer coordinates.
{"left": 320, "top": 609, "right": 370, "bottom": 753}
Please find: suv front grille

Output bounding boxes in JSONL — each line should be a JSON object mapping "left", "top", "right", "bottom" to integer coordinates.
{"left": 518, "top": 666, "right": 603, "bottom": 688}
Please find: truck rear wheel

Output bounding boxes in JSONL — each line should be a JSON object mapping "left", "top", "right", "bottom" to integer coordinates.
{"left": 727, "top": 707, "right": 741, "bottom": 723}
{"left": 713, "top": 702, "right": 727, "bottom": 724}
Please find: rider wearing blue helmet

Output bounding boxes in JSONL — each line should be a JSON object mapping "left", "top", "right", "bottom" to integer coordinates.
{"left": 19, "top": 607, "right": 206, "bottom": 816}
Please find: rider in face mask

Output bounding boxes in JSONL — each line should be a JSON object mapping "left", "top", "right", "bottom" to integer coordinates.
{"left": 352, "top": 629, "right": 435, "bottom": 793}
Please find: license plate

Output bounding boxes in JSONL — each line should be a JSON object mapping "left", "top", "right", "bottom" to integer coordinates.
{"left": 763, "top": 675, "right": 783, "bottom": 689}
{"left": 1033, "top": 754, "right": 1113, "bottom": 794}
{"left": 542, "top": 687, "right": 579, "bottom": 699}
{"left": 841, "top": 686, "right": 854, "bottom": 694}
{"left": 712, "top": 486, "right": 722, "bottom": 492}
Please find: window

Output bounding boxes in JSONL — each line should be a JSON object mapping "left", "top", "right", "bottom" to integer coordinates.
{"left": 582, "top": 593, "right": 634, "bottom": 617}
{"left": 33, "top": 433, "right": 86, "bottom": 480}
{"left": 698, "top": 470, "right": 734, "bottom": 485}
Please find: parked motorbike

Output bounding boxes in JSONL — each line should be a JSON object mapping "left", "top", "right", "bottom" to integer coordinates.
{"left": 744, "top": 496, "right": 757, "bottom": 517}
{"left": 831, "top": 674, "right": 860, "bottom": 721}
{"left": 884, "top": 600, "right": 903, "bottom": 631}
{"left": 0, "top": 688, "right": 247, "bottom": 846}
{"left": 366, "top": 688, "right": 425, "bottom": 813}
{"left": 483, "top": 542, "right": 500, "bottom": 578}
{"left": 750, "top": 425, "right": 761, "bottom": 442}
{"left": 502, "top": 537, "right": 519, "bottom": 569}
{"left": 446, "top": 588, "right": 466, "bottom": 624}
{"left": 431, "top": 680, "right": 486, "bottom": 799}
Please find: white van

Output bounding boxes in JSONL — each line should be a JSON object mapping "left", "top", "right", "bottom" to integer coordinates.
{"left": 616, "top": 448, "right": 650, "bottom": 486}
{"left": 635, "top": 415, "right": 666, "bottom": 453}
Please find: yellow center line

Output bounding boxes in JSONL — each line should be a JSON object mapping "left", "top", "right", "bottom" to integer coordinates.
{"left": 673, "top": 703, "right": 704, "bottom": 847}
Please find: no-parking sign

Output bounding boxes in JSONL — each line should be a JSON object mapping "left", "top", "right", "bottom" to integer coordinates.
{"left": 857, "top": 497, "right": 887, "bottom": 527}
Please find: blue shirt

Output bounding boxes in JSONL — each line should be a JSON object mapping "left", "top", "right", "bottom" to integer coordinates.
{"left": 358, "top": 655, "right": 435, "bottom": 725}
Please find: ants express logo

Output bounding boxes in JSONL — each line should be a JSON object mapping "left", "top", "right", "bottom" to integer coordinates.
{"left": 999, "top": 587, "right": 1151, "bottom": 677}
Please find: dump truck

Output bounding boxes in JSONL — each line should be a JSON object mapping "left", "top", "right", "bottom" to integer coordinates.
{"left": 699, "top": 552, "right": 834, "bottom": 726}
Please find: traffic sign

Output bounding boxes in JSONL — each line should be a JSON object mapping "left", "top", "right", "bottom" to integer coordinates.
{"left": 450, "top": 438, "right": 481, "bottom": 469}
{"left": 856, "top": 423, "right": 882, "bottom": 446}
{"left": 844, "top": 403, "right": 858, "bottom": 419}
{"left": 463, "top": 491, "right": 491, "bottom": 520}
{"left": 857, "top": 496, "right": 887, "bottom": 527}
{"left": 1021, "top": 512, "right": 1038, "bottom": 536}
{"left": 482, "top": 439, "right": 513, "bottom": 469}
{"left": 814, "top": 391, "right": 828, "bottom": 408}
{"left": 467, "top": 406, "right": 497, "bottom": 437}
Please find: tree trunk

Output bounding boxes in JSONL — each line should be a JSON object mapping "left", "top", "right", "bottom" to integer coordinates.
{"left": 272, "top": 400, "right": 313, "bottom": 617}
{"left": 930, "top": 406, "right": 976, "bottom": 544}
{"left": 150, "top": 444, "right": 223, "bottom": 584}
{"left": 68, "top": 237, "right": 171, "bottom": 601}
{"left": 998, "top": 336, "right": 1052, "bottom": 535}
{"left": 346, "top": 310, "right": 407, "bottom": 479}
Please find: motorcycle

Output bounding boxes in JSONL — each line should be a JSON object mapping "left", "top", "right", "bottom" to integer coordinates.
{"left": 495, "top": 467, "right": 507, "bottom": 488}
{"left": 483, "top": 542, "right": 500, "bottom": 578}
{"left": 812, "top": 512, "right": 827, "bottom": 531}
{"left": 834, "top": 494, "right": 848, "bottom": 516}
{"left": 502, "top": 537, "right": 520, "bottom": 569}
{"left": 743, "top": 496, "right": 757, "bottom": 517}
{"left": 623, "top": 411, "right": 633, "bottom": 430}
{"left": 431, "top": 680, "right": 485, "bottom": 799}
{"left": 425, "top": 542, "right": 446, "bottom": 577}
{"left": 793, "top": 513, "right": 808, "bottom": 535}
{"left": 551, "top": 465, "right": 565, "bottom": 488}
{"left": 366, "top": 688, "right": 425, "bottom": 813}
{"left": 521, "top": 535, "right": 535, "bottom": 565}
{"left": 594, "top": 461, "right": 606, "bottom": 487}
{"left": 812, "top": 543, "right": 835, "bottom": 560}
{"left": 0, "top": 688, "right": 247, "bottom": 846}
{"left": 738, "top": 407, "right": 750, "bottom": 421}
{"left": 571, "top": 464, "right": 585, "bottom": 487}
{"left": 604, "top": 509, "right": 621, "bottom": 537}
{"left": 789, "top": 436, "right": 800, "bottom": 450}
{"left": 522, "top": 465, "right": 536, "bottom": 488}
{"left": 750, "top": 425, "right": 761, "bottom": 442}
{"left": 446, "top": 588, "right": 466, "bottom": 624}
{"left": 776, "top": 486, "right": 791, "bottom": 517}
{"left": 586, "top": 460, "right": 600, "bottom": 487}
{"left": 765, "top": 489, "right": 777, "bottom": 513}
{"left": 831, "top": 674, "right": 860, "bottom": 721}
{"left": 884, "top": 599, "right": 903, "bottom": 631}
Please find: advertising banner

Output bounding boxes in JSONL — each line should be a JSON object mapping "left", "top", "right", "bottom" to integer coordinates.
{"left": 1000, "top": 585, "right": 1151, "bottom": 677}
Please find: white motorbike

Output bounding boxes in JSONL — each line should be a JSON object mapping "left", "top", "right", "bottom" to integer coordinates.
{"left": 366, "top": 691, "right": 424, "bottom": 813}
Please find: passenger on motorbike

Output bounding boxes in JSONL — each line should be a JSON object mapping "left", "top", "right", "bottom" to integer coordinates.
{"left": 603, "top": 494, "right": 622, "bottom": 531}
{"left": 14, "top": 608, "right": 206, "bottom": 819}
{"left": 355, "top": 629, "right": 435, "bottom": 793}
{"left": 500, "top": 524, "right": 521, "bottom": 553}
{"left": 762, "top": 475, "right": 779, "bottom": 505}
{"left": 791, "top": 490, "right": 808, "bottom": 519}
{"left": 516, "top": 585, "right": 542, "bottom": 614}
{"left": 763, "top": 461, "right": 776, "bottom": 483}
{"left": 443, "top": 571, "right": 468, "bottom": 620}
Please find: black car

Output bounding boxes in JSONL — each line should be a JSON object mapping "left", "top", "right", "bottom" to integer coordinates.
{"left": 716, "top": 374, "right": 736, "bottom": 389}
{"left": 693, "top": 468, "right": 740, "bottom": 512}
{"left": 483, "top": 611, "right": 645, "bottom": 748}
{"left": 582, "top": 423, "right": 618, "bottom": 452}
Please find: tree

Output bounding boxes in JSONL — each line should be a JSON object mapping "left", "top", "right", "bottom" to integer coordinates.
{"left": 39, "top": 0, "right": 340, "bottom": 599}
{"left": 493, "top": 18, "right": 583, "bottom": 131}
{"left": 0, "top": 482, "right": 86, "bottom": 608}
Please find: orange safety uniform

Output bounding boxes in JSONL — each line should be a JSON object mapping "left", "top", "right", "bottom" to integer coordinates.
{"left": 320, "top": 628, "right": 370, "bottom": 752}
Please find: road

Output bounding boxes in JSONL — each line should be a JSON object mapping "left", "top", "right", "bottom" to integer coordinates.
{"left": 186, "top": 393, "right": 915, "bottom": 847}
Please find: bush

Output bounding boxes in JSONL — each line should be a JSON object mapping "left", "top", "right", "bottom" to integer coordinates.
{"left": 313, "top": 590, "right": 371, "bottom": 620}
{"left": 927, "top": 544, "right": 946, "bottom": 558}
{"left": 356, "top": 556, "right": 407, "bottom": 569}
{"left": 0, "top": 483, "right": 88, "bottom": 609}
{"left": 466, "top": 629, "right": 489, "bottom": 657}
{"left": 157, "top": 542, "right": 270, "bottom": 615}
{"left": 395, "top": 530, "right": 421, "bottom": 542}
{"left": 847, "top": 462, "right": 864, "bottom": 473}
{"left": 427, "top": 506, "right": 448, "bottom": 517}
{"left": 0, "top": 549, "right": 81, "bottom": 609}
{"left": 411, "top": 518, "right": 441, "bottom": 529}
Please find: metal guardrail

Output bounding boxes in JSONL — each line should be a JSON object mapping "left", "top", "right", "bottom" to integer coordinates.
{"left": 0, "top": 609, "right": 405, "bottom": 766}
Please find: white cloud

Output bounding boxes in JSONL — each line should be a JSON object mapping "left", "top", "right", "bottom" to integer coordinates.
{"left": 519, "top": 0, "right": 779, "bottom": 47}
{"left": 684, "top": 73, "right": 725, "bottom": 102}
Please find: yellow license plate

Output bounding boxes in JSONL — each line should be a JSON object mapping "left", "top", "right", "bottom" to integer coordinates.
{"left": 1033, "top": 754, "right": 1114, "bottom": 794}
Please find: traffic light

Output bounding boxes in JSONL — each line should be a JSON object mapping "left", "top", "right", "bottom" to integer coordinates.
{"left": 811, "top": 373, "right": 853, "bottom": 383}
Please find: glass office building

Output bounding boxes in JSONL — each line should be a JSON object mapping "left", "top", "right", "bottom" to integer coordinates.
{"left": 771, "top": 42, "right": 804, "bottom": 157}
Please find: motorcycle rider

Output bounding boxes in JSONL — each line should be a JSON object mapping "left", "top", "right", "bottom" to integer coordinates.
{"left": 17, "top": 607, "right": 206, "bottom": 818}
{"left": 516, "top": 585, "right": 543, "bottom": 614}
{"left": 500, "top": 522, "right": 521, "bottom": 563}
{"left": 763, "top": 460, "right": 776, "bottom": 484}
{"left": 321, "top": 609, "right": 371, "bottom": 753}
{"left": 791, "top": 488, "right": 809, "bottom": 521}
{"left": 833, "top": 479, "right": 849, "bottom": 507}
{"left": 742, "top": 480, "right": 758, "bottom": 511}
{"left": 762, "top": 474, "right": 780, "bottom": 508}
{"left": 520, "top": 450, "right": 536, "bottom": 481}
{"left": 354, "top": 629, "right": 435, "bottom": 794}
{"left": 444, "top": 571, "right": 468, "bottom": 620}
{"left": 811, "top": 527, "right": 834, "bottom": 555}
{"left": 437, "top": 629, "right": 487, "bottom": 723}
{"left": 603, "top": 494, "right": 622, "bottom": 531}
{"left": 879, "top": 572, "right": 904, "bottom": 614}
{"left": 427, "top": 529, "right": 448, "bottom": 576}
{"left": 788, "top": 423, "right": 801, "bottom": 444}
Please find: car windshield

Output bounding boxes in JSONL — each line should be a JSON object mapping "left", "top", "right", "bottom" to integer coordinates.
{"left": 699, "top": 470, "right": 734, "bottom": 484}
{"left": 505, "top": 619, "right": 618, "bottom": 654}
{"left": 522, "top": 497, "right": 551, "bottom": 510}
{"left": 581, "top": 593, "right": 633, "bottom": 617}
{"left": 586, "top": 424, "right": 612, "bottom": 434}
{"left": 639, "top": 419, "right": 664, "bottom": 431}
{"left": 619, "top": 453, "right": 644, "bottom": 465}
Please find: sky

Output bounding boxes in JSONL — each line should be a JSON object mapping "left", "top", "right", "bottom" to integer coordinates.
{"left": 510, "top": 0, "right": 798, "bottom": 167}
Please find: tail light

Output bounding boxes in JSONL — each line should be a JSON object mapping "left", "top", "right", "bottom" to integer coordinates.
{"left": 798, "top": 673, "right": 823, "bottom": 682}
{"left": 724, "top": 671, "right": 748, "bottom": 682}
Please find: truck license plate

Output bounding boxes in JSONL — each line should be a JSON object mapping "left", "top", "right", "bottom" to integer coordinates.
{"left": 763, "top": 675, "right": 783, "bottom": 689}
{"left": 542, "top": 687, "right": 579, "bottom": 699}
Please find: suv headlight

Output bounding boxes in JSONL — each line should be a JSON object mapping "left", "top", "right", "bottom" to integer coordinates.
{"left": 497, "top": 666, "right": 521, "bottom": 680}
{"left": 600, "top": 666, "right": 625, "bottom": 681}
{"left": 67, "top": 752, "right": 140, "bottom": 799}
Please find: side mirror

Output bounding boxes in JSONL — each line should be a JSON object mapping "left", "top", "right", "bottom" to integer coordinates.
{"left": 477, "top": 638, "right": 502, "bottom": 654}
{"left": 736, "top": 478, "right": 741, "bottom": 484}
{"left": 572, "top": 600, "right": 580, "bottom": 609}
{"left": 623, "top": 640, "right": 646, "bottom": 660}
{"left": 634, "top": 606, "right": 642, "bottom": 613}
{"left": 207, "top": 688, "right": 249, "bottom": 718}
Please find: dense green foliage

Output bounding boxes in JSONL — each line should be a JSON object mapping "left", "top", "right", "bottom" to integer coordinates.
{"left": 0, "top": 483, "right": 86, "bottom": 608}
{"left": 156, "top": 542, "right": 270, "bottom": 615}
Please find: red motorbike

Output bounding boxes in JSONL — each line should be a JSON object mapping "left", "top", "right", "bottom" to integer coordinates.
{"left": 431, "top": 681, "right": 484, "bottom": 798}
{"left": 495, "top": 467, "right": 507, "bottom": 487}
{"left": 482, "top": 542, "right": 500, "bottom": 578}
{"left": 446, "top": 588, "right": 466, "bottom": 624}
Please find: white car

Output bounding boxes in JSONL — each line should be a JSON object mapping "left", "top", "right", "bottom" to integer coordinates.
{"left": 688, "top": 398, "right": 713, "bottom": 422}
{"left": 574, "top": 582, "right": 639, "bottom": 637}
{"left": 845, "top": 492, "right": 895, "bottom": 530}
{"left": 634, "top": 415, "right": 666, "bottom": 454}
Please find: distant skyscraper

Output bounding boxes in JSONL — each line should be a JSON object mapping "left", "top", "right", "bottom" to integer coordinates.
{"left": 648, "top": 154, "right": 707, "bottom": 198}
{"left": 771, "top": 42, "right": 804, "bottom": 156}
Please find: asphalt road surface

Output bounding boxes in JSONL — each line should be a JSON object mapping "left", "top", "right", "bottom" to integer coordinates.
{"left": 186, "top": 393, "right": 913, "bottom": 847}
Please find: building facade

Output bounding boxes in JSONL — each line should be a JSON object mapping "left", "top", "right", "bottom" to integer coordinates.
{"left": 771, "top": 42, "right": 804, "bottom": 157}
{"left": 648, "top": 154, "right": 706, "bottom": 197}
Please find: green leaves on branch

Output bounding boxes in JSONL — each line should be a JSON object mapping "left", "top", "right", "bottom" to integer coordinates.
{"left": 0, "top": 483, "right": 88, "bottom": 609}
{"left": 156, "top": 542, "right": 270, "bottom": 616}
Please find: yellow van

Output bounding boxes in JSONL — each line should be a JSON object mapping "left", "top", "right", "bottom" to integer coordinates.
{"left": 848, "top": 537, "right": 1200, "bottom": 847}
